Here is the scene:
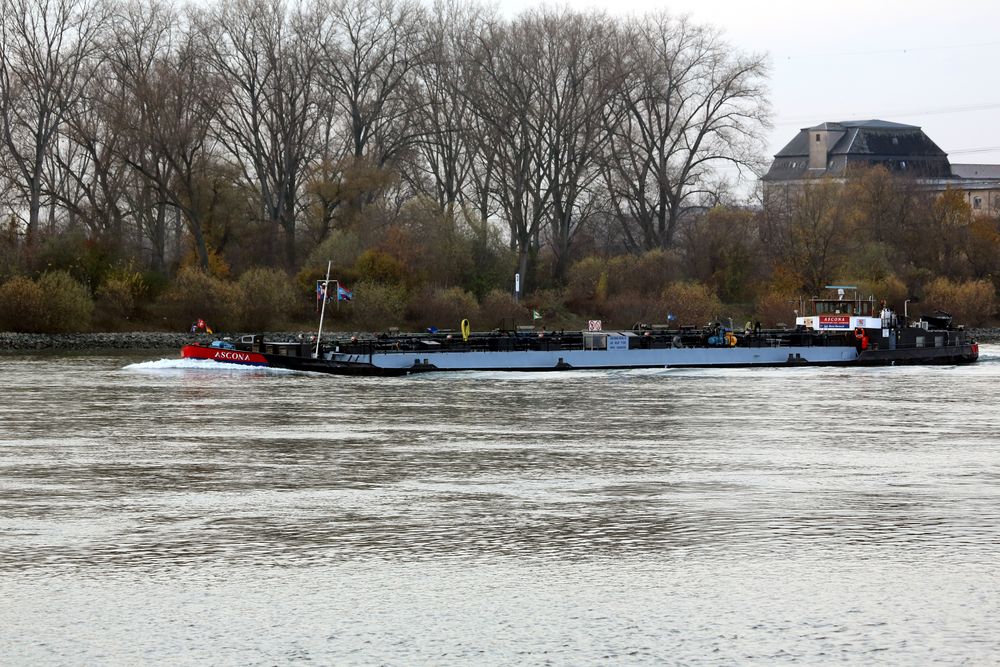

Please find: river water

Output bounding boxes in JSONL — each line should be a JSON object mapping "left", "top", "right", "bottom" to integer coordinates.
{"left": 2, "top": 348, "right": 999, "bottom": 665}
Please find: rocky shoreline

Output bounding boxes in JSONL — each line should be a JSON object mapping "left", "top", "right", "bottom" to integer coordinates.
{"left": 2, "top": 328, "right": 999, "bottom": 351}
{"left": 0, "top": 331, "right": 307, "bottom": 351}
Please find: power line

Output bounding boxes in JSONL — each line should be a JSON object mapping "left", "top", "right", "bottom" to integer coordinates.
{"left": 947, "top": 146, "right": 1000, "bottom": 155}
{"left": 774, "top": 102, "right": 1000, "bottom": 127}
{"left": 776, "top": 40, "right": 1000, "bottom": 60}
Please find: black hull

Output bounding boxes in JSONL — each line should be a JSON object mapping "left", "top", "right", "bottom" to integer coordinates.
{"left": 854, "top": 344, "right": 979, "bottom": 366}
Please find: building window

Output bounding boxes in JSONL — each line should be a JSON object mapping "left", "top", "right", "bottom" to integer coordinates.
{"left": 815, "top": 134, "right": 821, "bottom": 142}
{"left": 974, "top": 196, "right": 983, "bottom": 210}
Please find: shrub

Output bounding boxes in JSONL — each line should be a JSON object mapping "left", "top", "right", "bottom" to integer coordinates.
{"left": 94, "top": 267, "right": 149, "bottom": 330}
{"left": 0, "top": 276, "right": 47, "bottom": 332}
{"left": 0, "top": 271, "right": 94, "bottom": 332}
{"left": 661, "top": 281, "right": 723, "bottom": 327}
{"left": 37, "top": 271, "right": 94, "bottom": 332}
{"left": 479, "top": 289, "right": 530, "bottom": 330}
{"left": 604, "top": 254, "right": 638, "bottom": 297}
{"left": 754, "top": 290, "right": 799, "bottom": 328}
{"left": 565, "top": 256, "right": 605, "bottom": 311}
{"left": 525, "top": 288, "right": 577, "bottom": 330}
{"left": 858, "top": 274, "right": 908, "bottom": 312}
{"left": 602, "top": 291, "right": 669, "bottom": 329}
{"left": 305, "top": 229, "right": 364, "bottom": 271}
{"left": 922, "top": 278, "right": 996, "bottom": 326}
{"left": 344, "top": 280, "right": 406, "bottom": 331}
{"left": 633, "top": 249, "right": 684, "bottom": 296}
{"left": 179, "top": 246, "right": 232, "bottom": 279}
{"left": 353, "top": 249, "right": 407, "bottom": 286}
{"left": 94, "top": 279, "right": 136, "bottom": 330}
{"left": 405, "top": 286, "right": 479, "bottom": 330}
{"left": 156, "top": 267, "right": 238, "bottom": 331}
{"left": 233, "top": 267, "right": 298, "bottom": 330}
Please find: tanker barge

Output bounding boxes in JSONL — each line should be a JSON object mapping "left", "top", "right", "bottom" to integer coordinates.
{"left": 181, "top": 291, "right": 979, "bottom": 376}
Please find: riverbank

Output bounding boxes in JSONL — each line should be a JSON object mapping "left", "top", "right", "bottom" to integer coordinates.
{"left": 0, "top": 332, "right": 297, "bottom": 351}
{"left": 2, "top": 328, "right": 999, "bottom": 351}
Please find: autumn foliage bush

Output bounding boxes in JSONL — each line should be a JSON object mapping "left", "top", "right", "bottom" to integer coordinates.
{"left": 607, "top": 249, "right": 682, "bottom": 297}
{"left": 478, "top": 289, "right": 530, "bottom": 329}
{"left": 233, "top": 267, "right": 298, "bottom": 330}
{"left": 565, "top": 256, "right": 605, "bottom": 312}
{"left": 156, "top": 266, "right": 238, "bottom": 331}
{"left": 405, "top": 286, "right": 479, "bottom": 330}
{"left": 602, "top": 291, "right": 668, "bottom": 328}
{"left": 94, "top": 266, "right": 148, "bottom": 330}
{"left": 921, "top": 278, "right": 996, "bottom": 326}
{"left": 344, "top": 280, "right": 406, "bottom": 331}
{"left": 0, "top": 276, "right": 47, "bottom": 332}
{"left": 0, "top": 271, "right": 93, "bottom": 332}
{"left": 754, "top": 290, "right": 800, "bottom": 328}
{"left": 661, "top": 281, "right": 723, "bottom": 327}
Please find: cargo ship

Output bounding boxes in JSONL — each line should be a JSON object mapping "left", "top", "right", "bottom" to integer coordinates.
{"left": 180, "top": 287, "right": 979, "bottom": 375}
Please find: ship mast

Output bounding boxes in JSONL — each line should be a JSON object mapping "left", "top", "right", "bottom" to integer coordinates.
{"left": 314, "top": 260, "right": 331, "bottom": 358}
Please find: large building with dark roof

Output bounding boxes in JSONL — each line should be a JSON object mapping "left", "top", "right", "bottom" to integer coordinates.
{"left": 763, "top": 119, "right": 1000, "bottom": 214}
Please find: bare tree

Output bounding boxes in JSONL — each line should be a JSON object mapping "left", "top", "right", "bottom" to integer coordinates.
{"left": 602, "top": 13, "right": 769, "bottom": 251}
{"left": 534, "top": 9, "right": 619, "bottom": 280}
{"left": 763, "top": 179, "right": 850, "bottom": 294}
{"left": 461, "top": 14, "right": 551, "bottom": 291}
{"left": 51, "top": 46, "right": 132, "bottom": 249}
{"left": 115, "top": 14, "right": 221, "bottom": 270}
{"left": 102, "top": 0, "right": 183, "bottom": 271}
{"left": 320, "top": 0, "right": 428, "bottom": 166}
{"left": 404, "top": 0, "right": 487, "bottom": 214}
{"left": 196, "top": 0, "right": 327, "bottom": 269}
{"left": 0, "top": 0, "right": 106, "bottom": 242}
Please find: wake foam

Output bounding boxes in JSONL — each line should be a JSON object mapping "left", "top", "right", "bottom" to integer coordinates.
{"left": 123, "top": 358, "right": 293, "bottom": 374}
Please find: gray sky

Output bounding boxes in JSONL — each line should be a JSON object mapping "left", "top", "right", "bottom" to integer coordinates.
{"left": 498, "top": 0, "right": 1000, "bottom": 192}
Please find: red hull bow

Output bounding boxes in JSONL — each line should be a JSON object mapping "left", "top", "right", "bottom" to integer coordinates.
{"left": 181, "top": 344, "right": 269, "bottom": 366}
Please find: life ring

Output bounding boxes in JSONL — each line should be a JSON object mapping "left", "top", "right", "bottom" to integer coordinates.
{"left": 461, "top": 318, "right": 471, "bottom": 342}
{"left": 854, "top": 327, "right": 864, "bottom": 340}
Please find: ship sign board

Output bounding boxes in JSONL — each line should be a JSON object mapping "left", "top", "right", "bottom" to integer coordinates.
{"left": 588, "top": 320, "right": 602, "bottom": 331}
{"left": 607, "top": 335, "right": 628, "bottom": 351}
{"left": 818, "top": 315, "right": 851, "bottom": 329}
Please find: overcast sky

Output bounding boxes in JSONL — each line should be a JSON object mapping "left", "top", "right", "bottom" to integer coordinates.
{"left": 497, "top": 0, "right": 1000, "bottom": 192}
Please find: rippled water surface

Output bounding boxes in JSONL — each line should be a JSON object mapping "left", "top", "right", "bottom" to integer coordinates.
{"left": 2, "top": 348, "right": 1000, "bottom": 664}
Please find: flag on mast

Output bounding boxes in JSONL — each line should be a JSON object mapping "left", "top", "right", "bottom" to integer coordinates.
{"left": 315, "top": 281, "right": 328, "bottom": 311}
{"left": 337, "top": 284, "right": 353, "bottom": 301}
